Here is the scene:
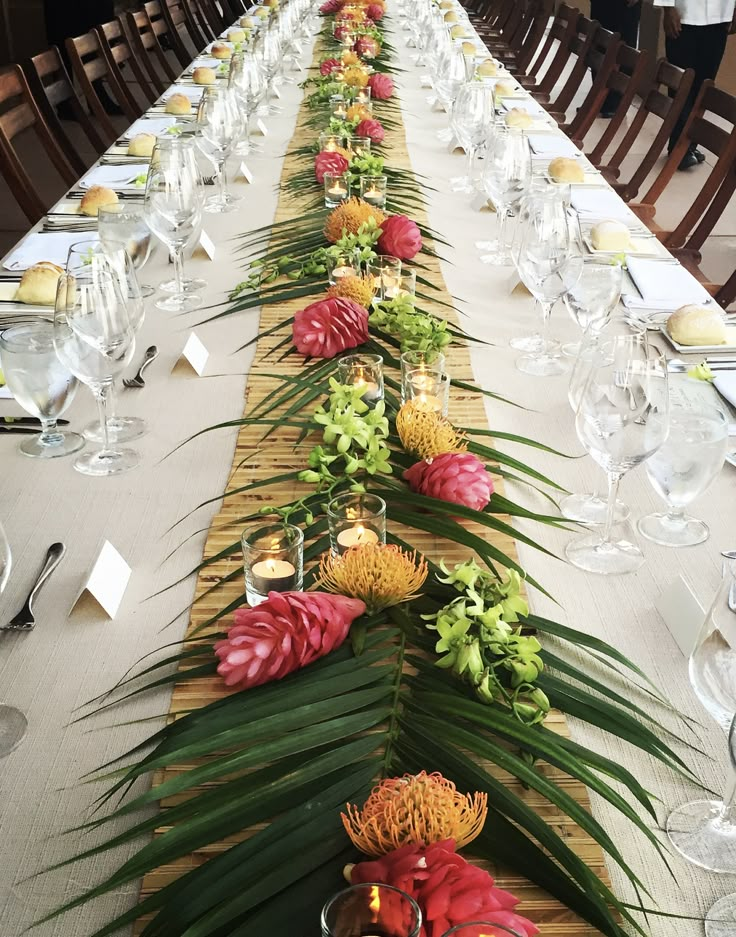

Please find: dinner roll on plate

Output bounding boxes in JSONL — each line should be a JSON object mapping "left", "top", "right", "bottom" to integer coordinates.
{"left": 590, "top": 220, "right": 631, "bottom": 252}
{"left": 192, "top": 66, "right": 217, "bottom": 85}
{"left": 127, "top": 132, "right": 156, "bottom": 158}
{"left": 239, "top": 15, "right": 255, "bottom": 26}
{"left": 461, "top": 41, "right": 476, "bottom": 54}
{"left": 494, "top": 79, "right": 516, "bottom": 98}
{"left": 165, "top": 92, "right": 192, "bottom": 115}
{"left": 443, "top": 10, "right": 458, "bottom": 21}
{"left": 548, "top": 156, "right": 584, "bottom": 183}
{"left": 15, "top": 262, "right": 64, "bottom": 306}
{"left": 667, "top": 305, "right": 727, "bottom": 346}
{"left": 210, "top": 42, "right": 232, "bottom": 60}
{"left": 477, "top": 59, "right": 498, "bottom": 77}
{"left": 80, "top": 185, "right": 119, "bottom": 217}
{"left": 505, "top": 107, "right": 532, "bottom": 129}
{"left": 228, "top": 28, "right": 246, "bottom": 43}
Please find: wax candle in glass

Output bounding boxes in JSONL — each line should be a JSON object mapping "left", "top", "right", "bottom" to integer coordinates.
{"left": 355, "top": 86, "right": 372, "bottom": 106}
{"left": 324, "top": 171, "right": 351, "bottom": 208}
{"left": 330, "top": 93, "right": 348, "bottom": 119}
{"left": 366, "top": 255, "right": 402, "bottom": 301}
{"left": 327, "top": 249, "right": 361, "bottom": 285}
{"left": 319, "top": 132, "right": 347, "bottom": 153}
{"left": 349, "top": 135, "right": 372, "bottom": 158}
{"left": 242, "top": 523, "right": 303, "bottom": 606}
{"left": 327, "top": 492, "right": 387, "bottom": 555}
{"left": 384, "top": 269, "right": 417, "bottom": 300}
{"left": 360, "top": 174, "right": 388, "bottom": 209}
{"left": 400, "top": 349, "right": 447, "bottom": 388}
{"left": 338, "top": 353, "right": 384, "bottom": 406}
{"left": 321, "top": 883, "right": 422, "bottom": 937}
{"left": 403, "top": 367, "right": 450, "bottom": 416}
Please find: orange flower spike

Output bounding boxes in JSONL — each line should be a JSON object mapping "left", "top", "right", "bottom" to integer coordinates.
{"left": 342, "top": 771, "right": 488, "bottom": 856}
{"left": 316, "top": 543, "right": 427, "bottom": 613}
{"left": 396, "top": 401, "right": 468, "bottom": 461}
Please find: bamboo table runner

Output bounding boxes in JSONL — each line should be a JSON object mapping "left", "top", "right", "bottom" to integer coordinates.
{"left": 134, "top": 39, "right": 605, "bottom": 937}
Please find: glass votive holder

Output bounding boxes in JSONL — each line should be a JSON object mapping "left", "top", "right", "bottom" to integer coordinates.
{"left": 355, "top": 86, "right": 372, "bottom": 106}
{"left": 326, "top": 249, "right": 361, "bottom": 285}
{"left": 383, "top": 269, "right": 416, "bottom": 300}
{"left": 400, "top": 349, "right": 447, "bottom": 388}
{"left": 321, "top": 883, "right": 422, "bottom": 937}
{"left": 333, "top": 66, "right": 346, "bottom": 82}
{"left": 360, "top": 174, "right": 388, "bottom": 209}
{"left": 338, "top": 352, "right": 384, "bottom": 407}
{"left": 366, "top": 255, "right": 402, "bottom": 300}
{"left": 319, "top": 131, "right": 347, "bottom": 153}
{"left": 242, "top": 523, "right": 304, "bottom": 606}
{"left": 324, "top": 171, "right": 351, "bottom": 208}
{"left": 349, "top": 134, "right": 372, "bottom": 158}
{"left": 403, "top": 367, "right": 450, "bottom": 416}
{"left": 330, "top": 93, "right": 348, "bottom": 119}
{"left": 327, "top": 492, "right": 387, "bottom": 555}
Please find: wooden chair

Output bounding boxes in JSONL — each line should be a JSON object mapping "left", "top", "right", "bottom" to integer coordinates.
{"left": 96, "top": 20, "right": 159, "bottom": 111}
{"left": 533, "top": 14, "right": 601, "bottom": 120}
{"left": 516, "top": 4, "right": 578, "bottom": 95}
{"left": 182, "top": 0, "right": 219, "bottom": 43}
{"left": 594, "top": 59, "right": 694, "bottom": 203}
{"left": 559, "top": 26, "right": 622, "bottom": 141}
{"left": 144, "top": 0, "right": 196, "bottom": 68}
{"left": 66, "top": 31, "right": 138, "bottom": 139}
{"left": 159, "top": 0, "right": 209, "bottom": 58}
{"left": 715, "top": 260, "right": 736, "bottom": 310}
{"left": 480, "top": 0, "right": 553, "bottom": 79}
{"left": 23, "top": 46, "right": 110, "bottom": 170}
{"left": 0, "top": 65, "right": 78, "bottom": 224}
{"left": 123, "top": 10, "right": 179, "bottom": 96}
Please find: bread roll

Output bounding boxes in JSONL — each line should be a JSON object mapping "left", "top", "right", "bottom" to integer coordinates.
{"left": 239, "top": 15, "right": 255, "bottom": 27}
{"left": 192, "top": 66, "right": 217, "bottom": 85}
{"left": 227, "top": 28, "right": 246, "bottom": 43}
{"left": 505, "top": 107, "right": 532, "bottom": 129}
{"left": 548, "top": 156, "right": 584, "bottom": 183}
{"left": 590, "top": 220, "right": 631, "bottom": 252}
{"left": 439, "top": 0, "right": 454, "bottom": 7}
{"left": 210, "top": 42, "right": 232, "bottom": 60}
{"left": 443, "top": 10, "right": 458, "bottom": 21}
{"left": 449, "top": 24, "right": 467, "bottom": 37}
{"left": 127, "top": 132, "right": 156, "bottom": 158}
{"left": 15, "top": 261, "right": 64, "bottom": 306}
{"left": 79, "top": 185, "right": 119, "bottom": 217}
{"left": 477, "top": 59, "right": 498, "bottom": 77}
{"left": 254, "top": 6, "right": 270, "bottom": 17}
{"left": 494, "top": 79, "right": 516, "bottom": 98}
{"left": 668, "top": 305, "right": 727, "bottom": 346}
{"left": 165, "top": 92, "right": 192, "bottom": 115}
{"left": 461, "top": 41, "right": 476, "bottom": 54}
{"left": 265, "top": 0, "right": 279, "bottom": 7}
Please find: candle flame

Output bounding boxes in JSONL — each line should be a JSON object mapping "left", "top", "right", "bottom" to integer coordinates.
{"left": 266, "top": 558, "right": 276, "bottom": 573}
{"left": 368, "top": 885, "right": 380, "bottom": 920}
{"left": 355, "top": 524, "right": 368, "bottom": 543}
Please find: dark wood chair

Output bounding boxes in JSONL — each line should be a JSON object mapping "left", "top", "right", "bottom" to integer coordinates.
{"left": 160, "top": 0, "right": 209, "bottom": 58}
{"left": 0, "top": 65, "right": 78, "bottom": 224}
{"left": 96, "top": 20, "right": 159, "bottom": 111}
{"left": 66, "top": 31, "right": 138, "bottom": 138}
{"left": 144, "top": 0, "right": 196, "bottom": 68}
{"left": 516, "top": 4, "right": 578, "bottom": 96}
{"left": 715, "top": 259, "right": 736, "bottom": 310}
{"left": 23, "top": 46, "right": 110, "bottom": 171}
{"left": 533, "top": 14, "right": 601, "bottom": 120}
{"left": 594, "top": 58, "right": 694, "bottom": 203}
{"left": 182, "top": 0, "right": 219, "bottom": 43}
{"left": 123, "top": 10, "right": 179, "bottom": 96}
{"left": 480, "top": 0, "right": 553, "bottom": 79}
{"left": 559, "top": 26, "right": 622, "bottom": 141}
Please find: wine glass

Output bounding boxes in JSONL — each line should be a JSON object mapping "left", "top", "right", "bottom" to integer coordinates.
{"left": 638, "top": 398, "right": 728, "bottom": 547}
{"left": 66, "top": 239, "right": 146, "bottom": 445}
{"left": 0, "top": 522, "right": 26, "bottom": 758}
{"left": 98, "top": 203, "right": 154, "bottom": 298}
{"left": 196, "top": 86, "right": 241, "bottom": 213}
{"left": 53, "top": 268, "right": 138, "bottom": 476}
{"left": 479, "top": 126, "right": 531, "bottom": 265}
{"left": 565, "top": 337, "right": 669, "bottom": 574}
{"left": 0, "top": 322, "right": 83, "bottom": 458}
{"left": 434, "top": 46, "right": 465, "bottom": 135}
{"left": 229, "top": 52, "right": 266, "bottom": 156}
{"left": 144, "top": 148, "right": 204, "bottom": 313}
{"left": 449, "top": 82, "right": 493, "bottom": 193}
{"left": 561, "top": 257, "right": 623, "bottom": 358}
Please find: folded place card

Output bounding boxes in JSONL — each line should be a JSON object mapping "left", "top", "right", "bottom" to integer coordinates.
{"left": 654, "top": 575, "right": 706, "bottom": 658}
{"left": 447, "top": 135, "right": 464, "bottom": 154}
{"left": 236, "top": 161, "right": 254, "bottom": 184}
{"left": 71, "top": 540, "right": 131, "bottom": 619}
{"left": 177, "top": 332, "right": 210, "bottom": 376}
{"left": 470, "top": 191, "right": 491, "bottom": 212}
{"left": 420, "top": 74, "right": 433, "bottom": 88}
{"left": 255, "top": 118, "right": 269, "bottom": 137}
{"left": 193, "top": 229, "right": 216, "bottom": 261}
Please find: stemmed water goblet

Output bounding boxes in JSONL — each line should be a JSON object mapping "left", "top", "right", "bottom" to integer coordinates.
{"left": 565, "top": 336, "right": 669, "bottom": 574}
{"left": 434, "top": 46, "right": 465, "bottom": 140}
{"left": 479, "top": 126, "right": 531, "bottom": 265}
{"left": 449, "top": 82, "right": 493, "bottom": 193}
{"left": 0, "top": 522, "right": 26, "bottom": 757}
{"left": 98, "top": 203, "right": 154, "bottom": 299}
{"left": 229, "top": 52, "right": 266, "bottom": 156}
{"left": 196, "top": 86, "right": 241, "bottom": 213}
{"left": 561, "top": 257, "right": 622, "bottom": 358}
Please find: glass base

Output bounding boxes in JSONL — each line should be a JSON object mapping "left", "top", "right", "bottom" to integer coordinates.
{"left": 637, "top": 512, "right": 709, "bottom": 547}
{"left": 510, "top": 332, "right": 543, "bottom": 353}
{"left": 204, "top": 195, "right": 238, "bottom": 213}
{"left": 83, "top": 416, "right": 147, "bottom": 444}
{"left": 667, "top": 800, "right": 736, "bottom": 873}
{"left": 479, "top": 243, "right": 511, "bottom": 265}
{"left": 19, "top": 430, "right": 85, "bottom": 459}
{"left": 562, "top": 340, "right": 582, "bottom": 358}
{"left": 74, "top": 446, "right": 139, "bottom": 477}
{"left": 516, "top": 351, "right": 568, "bottom": 377}
{"left": 0, "top": 704, "right": 27, "bottom": 757}
{"left": 450, "top": 175, "right": 473, "bottom": 193}
{"left": 159, "top": 276, "right": 206, "bottom": 294}
{"left": 560, "top": 492, "right": 630, "bottom": 525}
{"left": 140, "top": 284, "right": 155, "bottom": 298}
{"left": 565, "top": 528, "right": 643, "bottom": 575}
{"left": 155, "top": 292, "right": 203, "bottom": 312}
{"left": 707, "top": 893, "right": 736, "bottom": 937}
{"left": 437, "top": 127, "right": 452, "bottom": 142}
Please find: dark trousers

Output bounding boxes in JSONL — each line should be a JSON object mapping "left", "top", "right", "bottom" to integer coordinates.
{"left": 590, "top": 0, "right": 641, "bottom": 112}
{"left": 666, "top": 22, "right": 729, "bottom": 151}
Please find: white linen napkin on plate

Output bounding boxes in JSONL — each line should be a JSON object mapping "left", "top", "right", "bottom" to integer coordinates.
{"left": 623, "top": 256, "right": 713, "bottom": 311}
{"left": 79, "top": 164, "right": 149, "bottom": 190}
{"left": 3, "top": 232, "right": 100, "bottom": 271}
{"left": 714, "top": 373, "right": 736, "bottom": 410}
{"left": 528, "top": 134, "right": 580, "bottom": 158}
{"left": 163, "top": 84, "right": 205, "bottom": 102}
{"left": 501, "top": 98, "right": 546, "bottom": 117}
{"left": 123, "top": 117, "right": 178, "bottom": 140}
{"left": 190, "top": 56, "right": 221, "bottom": 71}
{"left": 571, "top": 187, "right": 634, "bottom": 222}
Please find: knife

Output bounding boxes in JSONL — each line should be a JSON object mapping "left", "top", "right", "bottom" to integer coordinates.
{"left": 0, "top": 424, "right": 44, "bottom": 434}
{"left": 0, "top": 416, "right": 70, "bottom": 426}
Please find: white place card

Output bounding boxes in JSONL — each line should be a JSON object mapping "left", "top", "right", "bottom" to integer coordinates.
{"left": 193, "top": 229, "right": 216, "bottom": 261}
{"left": 236, "top": 161, "right": 254, "bottom": 184}
{"left": 255, "top": 118, "right": 269, "bottom": 137}
{"left": 420, "top": 74, "right": 433, "bottom": 88}
{"left": 178, "top": 332, "right": 210, "bottom": 376}
{"left": 654, "top": 575, "right": 706, "bottom": 658}
{"left": 447, "top": 135, "right": 464, "bottom": 154}
{"left": 272, "top": 83, "right": 282, "bottom": 99}
{"left": 470, "top": 191, "right": 491, "bottom": 212}
{"left": 72, "top": 540, "right": 131, "bottom": 619}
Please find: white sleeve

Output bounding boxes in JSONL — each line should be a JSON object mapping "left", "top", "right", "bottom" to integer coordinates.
{"left": 652, "top": 0, "right": 676, "bottom": 7}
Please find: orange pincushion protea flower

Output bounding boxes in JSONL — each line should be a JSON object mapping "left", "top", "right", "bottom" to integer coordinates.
{"left": 316, "top": 543, "right": 427, "bottom": 613}
{"left": 396, "top": 400, "right": 467, "bottom": 461}
{"left": 343, "top": 65, "right": 370, "bottom": 88}
{"left": 347, "top": 103, "right": 371, "bottom": 122}
{"left": 324, "top": 197, "right": 386, "bottom": 243}
{"left": 327, "top": 274, "right": 376, "bottom": 307}
{"left": 341, "top": 50, "right": 360, "bottom": 66}
{"left": 342, "top": 771, "right": 488, "bottom": 856}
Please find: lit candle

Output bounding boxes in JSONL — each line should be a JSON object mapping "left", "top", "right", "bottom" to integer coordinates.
{"left": 250, "top": 557, "right": 297, "bottom": 595}
{"left": 336, "top": 523, "right": 379, "bottom": 551}
{"left": 324, "top": 139, "right": 338, "bottom": 152}
{"left": 333, "top": 103, "right": 347, "bottom": 118}
{"left": 415, "top": 392, "right": 443, "bottom": 413}
{"left": 362, "top": 185, "right": 384, "bottom": 207}
{"left": 328, "top": 182, "right": 348, "bottom": 198}
{"left": 332, "top": 264, "right": 355, "bottom": 279}
{"left": 356, "top": 89, "right": 370, "bottom": 104}
{"left": 412, "top": 369, "right": 435, "bottom": 393}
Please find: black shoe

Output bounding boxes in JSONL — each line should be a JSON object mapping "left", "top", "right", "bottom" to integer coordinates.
{"left": 693, "top": 148, "right": 706, "bottom": 163}
{"left": 677, "top": 149, "right": 699, "bottom": 171}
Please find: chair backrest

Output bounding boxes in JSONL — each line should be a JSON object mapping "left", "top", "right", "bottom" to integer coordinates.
{"left": 546, "top": 13, "right": 600, "bottom": 116}
{"left": 23, "top": 46, "right": 110, "bottom": 169}
{"left": 585, "top": 43, "right": 650, "bottom": 163}
{"left": 600, "top": 58, "right": 694, "bottom": 202}
{"left": 182, "top": 0, "right": 218, "bottom": 43}
{"left": 564, "top": 25, "right": 622, "bottom": 141}
{"left": 525, "top": 3, "right": 578, "bottom": 87}
{"left": 642, "top": 81, "right": 736, "bottom": 250}
{"left": 123, "top": 10, "right": 179, "bottom": 95}
{"left": 0, "top": 65, "right": 77, "bottom": 224}
{"left": 515, "top": 0, "right": 555, "bottom": 75}
{"left": 716, "top": 252, "right": 736, "bottom": 310}
{"left": 160, "top": 0, "right": 209, "bottom": 58}
{"left": 65, "top": 31, "right": 136, "bottom": 137}
{"left": 96, "top": 20, "right": 158, "bottom": 109}
{"left": 144, "top": 0, "right": 194, "bottom": 68}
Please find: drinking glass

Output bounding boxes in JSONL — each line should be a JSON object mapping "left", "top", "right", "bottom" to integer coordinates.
{"left": 0, "top": 522, "right": 26, "bottom": 758}
{"left": 434, "top": 46, "right": 465, "bottom": 133}
{"left": 480, "top": 126, "right": 531, "bottom": 265}
{"left": 565, "top": 337, "right": 669, "bottom": 574}
{"left": 0, "top": 323, "right": 83, "bottom": 458}
{"left": 321, "top": 884, "right": 422, "bottom": 937}
{"left": 449, "top": 82, "right": 493, "bottom": 193}
{"left": 145, "top": 149, "right": 204, "bottom": 313}
{"left": 638, "top": 399, "right": 728, "bottom": 547}
{"left": 98, "top": 203, "right": 154, "bottom": 298}
{"left": 561, "top": 258, "right": 622, "bottom": 358}
{"left": 196, "top": 86, "right": 241, "bottom": 213}
{"left": 228, "top": 52, "right": 266, "bottom": 155}
{"left": 54, "top": 269, "right": 138, "bottom": 476}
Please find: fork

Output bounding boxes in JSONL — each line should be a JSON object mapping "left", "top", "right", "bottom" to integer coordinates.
{"left": 123, "top": 345, "right": 159, "bottom": 388}
{"left": 1, "top": 542, "right": 65, "bottom": 631}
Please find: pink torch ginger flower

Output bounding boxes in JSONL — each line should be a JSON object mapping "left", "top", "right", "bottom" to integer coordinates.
{"left": 404, "top": 451, "right": 493, "bottom": 511}
{"left": 355, "top": 118, "right": 384, "bottom": 144}
{"left": 378, "top": 214, "right": 423, "bottom": 260}
{"left": 369, "top": 72, "right": 394, "bottom": 100}
{"left": 315, "top": 150, "right": 350, "bottom": 184}
{"left": 293, "top": 296, "right": 369, "bottom": 358}
{"left": 320, "top": 57, "right": 341, "bottom": 75}
{"left": 366, "top": 3, "right": 385, "bottom": 20}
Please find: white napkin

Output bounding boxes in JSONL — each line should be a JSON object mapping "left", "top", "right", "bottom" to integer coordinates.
{"left": 163, "top": 84, "right": 205, "bottom": 102}
{"left": 123, "top": 117, "right": 178, "bottom": 141}
{"left": 79, "top": 164, "right": 149, "bottom": 191}
{"left": 3, "top": 232, "right": 100, "bottom": 271}
{"left": 714, "top": 373, "right": 736, "bottom": 410}
{"left": 571, "top": 187, "right": 634, "bottom": 222}
{"left": 501, "top": 97, "right": 546, "bottom": 117}
{"left": 528, "top": 134, "right": 580, "bottom": 158}
{"left": 190, "top": 56, "right": 221, "bottom": 71}
{"left": 623, "top": 256, "right": 713, "bottom": 311}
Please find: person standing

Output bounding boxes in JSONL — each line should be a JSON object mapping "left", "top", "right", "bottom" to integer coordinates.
{"left": 589, "top": 0, "right": 642, "bottom": 117}
{"left": 654, "top": 0, "right": 736, "bottom": 169}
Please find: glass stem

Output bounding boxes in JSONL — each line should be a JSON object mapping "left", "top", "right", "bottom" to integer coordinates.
{"left": 538, "top": 300, "right": 553, "bottom": 356}
{"left": 665, "top": 505, "right": 687, "bottom": 527}
{"left": 465, "top": 144, "right": 475, "bottom": 181}
{"left": 95, "top": 385, "right": 114, "bottom": 457}
{"left": 718, "top": 771, "right": 736, "bottom": 827}
{"left": 38, "top": 418, "right": 62, "bottom": 447}
{"left": 497, "top": 205, "right": 508, "bottom": 256}
{"left": 172, "top": 245, "right": 186, "bottom": 296}
{"left": 602, "top": 472, "right": 622, "bottom": 544}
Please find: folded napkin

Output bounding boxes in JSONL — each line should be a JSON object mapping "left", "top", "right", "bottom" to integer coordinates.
{"left": 528, "top": 134, "right": 580, "bottom": 158}
{"left": 123, "top": 117, "right": 178, "bottom": 141}
{"left": 623, "top": 256, "right": 713, "bottom": 311}
{"left": 714, "top": 373, "right": 736, "bottom": 410}
{"left": 79, "top": 164, "right": 150, "bottom": 191}
{"left": 501, "top": 97, "right": 546, "bottom": 117}
{"left": 190, "top": 56, "right": 221, "bottom": 71}
{"left": 571, "top": 187, "right": 634, "bottom": 222}
{"left": 163, "top": 85, "right": 205, "bottom": 102}
{"left": 3, "top": 232, "right": 100, "bottom": 271}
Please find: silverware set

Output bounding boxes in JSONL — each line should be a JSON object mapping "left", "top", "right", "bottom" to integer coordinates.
{"left": 0, "top": 542, "right": 65, "bottom": 631}
{"left": 123, "top": 345, "right": 159, "bottom": 388}
{"left": 668, "top": 356, "right": 736, "bottom": 373}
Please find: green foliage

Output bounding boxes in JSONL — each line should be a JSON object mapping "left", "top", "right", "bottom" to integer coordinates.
{"left": 369, "top": 293, "right": 452, "bottom": 353}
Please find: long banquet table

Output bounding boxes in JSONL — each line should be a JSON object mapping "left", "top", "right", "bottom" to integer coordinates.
{"left": 0, "top": 8, "right": 734, "bottom": 937}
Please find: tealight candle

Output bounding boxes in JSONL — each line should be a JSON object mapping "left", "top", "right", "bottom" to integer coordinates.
{"left": 327, "top": 493, "right": 387, "bottom": 556}
{"left": 321, "top": 884, "right": 421, "bottom": 937}
{"left": 250, "top": 558, "right": 297, "bottom": 594}
{"left": 332, "top": 264, "right": 354, "bottom": 279}
{"left": 360, "top": 174, "right": 388, "bottom": 210}
{"left": 349, "top": 135, "right": 371, "bottom": 157}
{"left": 242, "top": 523, "right": 303, "bottom": 606}
{"left": 366, "top": 255, "right": 402, "bottom": 301}
{"left": 338, "top": 353, "right": 384, "bottom": 407}
{"left": 336, "top": 523, "right": 379, "bottom": 550}
{"left": 415, "top": 392, "right": 443, "bottom": 413}
{"left": 355, "top": 87, "right": 371, "bottom": 105}
{"left": 324, "top": 171, "right": 351, "bottom": 208}
{"left": 402, "top": 366, "right": 450, "bottom": 415}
